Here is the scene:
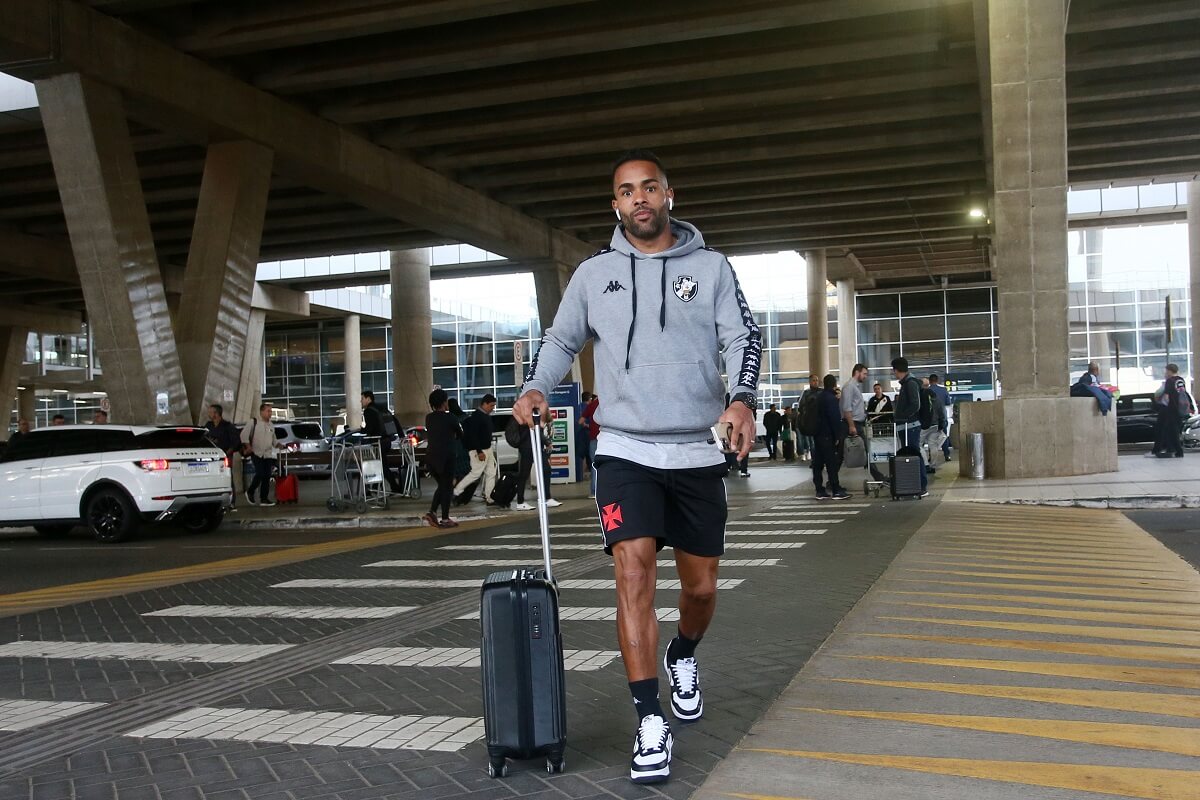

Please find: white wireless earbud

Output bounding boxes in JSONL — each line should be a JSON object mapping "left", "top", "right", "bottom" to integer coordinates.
{"left": 615, "top": 208, "right": 621, "bottom": 220}
{"left": 668, "top": 198, "right": 674, "bottom": 211}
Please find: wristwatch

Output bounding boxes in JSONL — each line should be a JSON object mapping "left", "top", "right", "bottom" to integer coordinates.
{"left": 729, "top": 392, "right": 757, "bottom": 411}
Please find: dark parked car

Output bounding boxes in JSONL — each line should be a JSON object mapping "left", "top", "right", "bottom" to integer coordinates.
{"left": 1116, "top": 393, "right": 1158, "bottom": 444}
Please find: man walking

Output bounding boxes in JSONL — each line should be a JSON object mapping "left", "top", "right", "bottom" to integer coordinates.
{"left": 361, "top": 390, "right": 403, "bottom": 494}
{"left": 797, "top": 374, "right": 821, "bottom": 462}
{"left": 453, "top": 393, "right": 499, "bottom": 504}
{"left": 840, "top": 363, "right": 868, "bottom": 459}
{"left": 928, "top": 374, "right": 953, "bottom": 461}
{"left": 762, "top": 403, "right": 783, "bottom": 460}
{"left": 812, "top": 374, "right": 850, "bottom": 500}
{"left": 513, "top": 150, "right": 760, "bottom": 785}
{"left": 891, "top": 357, "right": 928, "bottom": 497}
{"left": 240, "top": 403, "right": 280, "bottom": 507}
{"left": 205, "top": 404, "right": 242, "bottom": 508}
{"left": 1153, "top": 363, "right": 1193, "bottom": 458}
{"left": 919, "top": 378, "right": 948, "bottom": 472}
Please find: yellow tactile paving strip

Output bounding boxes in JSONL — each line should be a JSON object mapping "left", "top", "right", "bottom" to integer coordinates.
{"left": 698, "top": 504, "right": 1200, "bottom": 800}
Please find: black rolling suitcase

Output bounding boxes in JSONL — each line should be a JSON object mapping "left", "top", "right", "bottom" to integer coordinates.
{"left": 889, "top": 451, "right": 924, "bottom": 500}
{"left": 480, "top": 410, "right": 567, "bottom": 778}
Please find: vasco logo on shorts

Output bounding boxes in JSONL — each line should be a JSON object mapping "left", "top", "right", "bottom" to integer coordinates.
{"left": 601, "top": 503, "right": 623, "bottom": 532}
{"left": 673, "top": 275, "right": 698, "bottom": 302}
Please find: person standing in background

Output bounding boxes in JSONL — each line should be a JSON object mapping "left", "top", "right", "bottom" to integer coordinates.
{"left": 423, "top": 388, "right": 463, "bottom": 528}
{"left": 581, "top": 392, "right": 600, "bottom": 499}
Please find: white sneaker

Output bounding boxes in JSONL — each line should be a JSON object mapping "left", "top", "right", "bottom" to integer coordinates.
{"left": 513, "top": 502, "right": 534, "bottom": 511}
{"left": 261, "top": 501, "right": 276, "bottom": 507}
{"left": 630, "top": 714, "right": 672, "bottom": 784}
{"left": 544, "top": 499, "right": 562, "bottom": 507}
{"left": 244, "top": 493, "right": 257, "bottom": 507}
{"left": 664, "top": 648, "right": 703, "bottom": 721}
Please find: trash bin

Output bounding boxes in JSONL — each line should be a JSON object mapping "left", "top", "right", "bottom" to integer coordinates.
{"left": 968, "top": 432, "right": 985, "bottom": 480}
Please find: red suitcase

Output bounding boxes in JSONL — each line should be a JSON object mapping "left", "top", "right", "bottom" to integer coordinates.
{"left": 275, "top": 473, "right": 299, "bottom": 504}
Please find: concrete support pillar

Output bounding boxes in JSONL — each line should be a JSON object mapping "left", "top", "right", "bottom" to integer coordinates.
{"left": 806, "top": 250, "right": 829, "bottom": 378}
{"left": 836, "top": 279, "right": 857, "bottom": 380}
{"left": 18, "top": 386, "right": 36, "bottom": 428}
{"left": 390, "top": 248, "right": 433, "bottom": 427}
{"left": 532, "top": 263, "right": 583, "bottom": 386}
{"left": 176, "top": 140, "right": 274, "bottom": 424}
{"left": 344, "top": 313, "right": 363, "bottom": 432}
{"left": 1189, "top": 182, "right": 1200, "bottom": 395}
{"left": 990, "top": 0, "right": 1069, "bottom": 397}
{"left": 0, "top": 326, "right": 26, "bottom": 439}
{"left": 957, "top": 0, "right": 1115, "bottom": 478}
{"left": 36, "top": 73, "right": 189, "bottom": 424}
{"left": 233, "top": 309, "right": 266, "bottom": 424}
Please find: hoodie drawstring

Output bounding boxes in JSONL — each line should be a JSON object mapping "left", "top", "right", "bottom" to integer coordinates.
{"left": 659, "top": 257, "right": 670, "bottom": 331}
{"left": 625, "top": 253, "right": 637, "bottom": 370}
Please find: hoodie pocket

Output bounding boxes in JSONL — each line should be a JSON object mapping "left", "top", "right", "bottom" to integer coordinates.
{"left": 609, "top": 360, "right": 725, "bottom": 436}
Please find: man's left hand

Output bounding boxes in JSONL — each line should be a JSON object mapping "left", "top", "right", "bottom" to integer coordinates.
{"left": 718, "top": 402, "right": 757, "bottom": 460}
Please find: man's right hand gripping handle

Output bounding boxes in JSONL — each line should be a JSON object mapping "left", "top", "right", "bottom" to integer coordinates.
{"left": 513, "top": 391, "right": 549, "bottom": 427}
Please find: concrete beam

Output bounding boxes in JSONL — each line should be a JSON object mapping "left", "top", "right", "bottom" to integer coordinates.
{"left": 0, "top": 304, "right": 82, "bottom": 333}
{"left": 1067, "top": 0, "right": 1200, "bottom": 34}
{"left": 0, "top": 229, "right": 80, "bottom": 284}
{"left": 179, "top": 0, "right": 590, "bottom": 57}
{"left": 176, "top": 140, "right": 274, "bottom": 424}
{"left": 255, "top": 0, "right": 952, "bottom": 94}
{"left": 251, "top": 283, "right": 310, "bottom": 319}
{"left": 0, "top": 0, "right": 594, "bottom": 267}
{"left": 323, "top": 29, "right": 952, "bottom": 123}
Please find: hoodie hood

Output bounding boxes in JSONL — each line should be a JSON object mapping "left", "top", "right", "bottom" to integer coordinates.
{"left": 609, "top": 218, "right": 705, "bottom": 259}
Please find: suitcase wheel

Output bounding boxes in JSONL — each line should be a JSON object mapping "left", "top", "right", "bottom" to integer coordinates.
{"left": 546, "top": 756, "right": 566, "bottom": 774}
{"left": 407, "top": 486, "right": 420, "bottom": 499}
{"left": 488, "top": 759, "right": 508, "bottom": 779}
{"left": 355, "top": 499, "right": 368, "bottom": 514}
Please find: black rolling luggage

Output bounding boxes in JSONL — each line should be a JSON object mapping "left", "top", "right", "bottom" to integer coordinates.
{"left": 480, "top": 410, "right": 567, "bottom": 778}
{"left": 889, "top": 452, "right": 924, "bottom": 499}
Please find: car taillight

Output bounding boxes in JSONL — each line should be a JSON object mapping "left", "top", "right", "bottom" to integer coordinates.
{"left": 223, "top": 456, "right": 230, "bottom": 469}
{"left": 138, "top": 459, "right": 170, "bottom": 471}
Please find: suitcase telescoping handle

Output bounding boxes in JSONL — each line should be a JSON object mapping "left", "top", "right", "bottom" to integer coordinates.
{"left": 529, "top": 409, "right": 554, "bottom": 583}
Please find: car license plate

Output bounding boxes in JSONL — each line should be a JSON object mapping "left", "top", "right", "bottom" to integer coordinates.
{"left": 186, "top": 462, "right": 210, "bottom": 475}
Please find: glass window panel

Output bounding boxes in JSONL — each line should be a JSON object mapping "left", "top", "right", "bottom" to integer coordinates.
{"left": 902, "top": 316, "right": 946, "bottom": 342}
{"left": 265, "top": 377, "right": 285, "bottom": 397}
{"left": 854, "top": 319, "right": 902, "bottom": 345}
{"left": 432, "top": 367, "right": 458, "bottom": 389}
{"left": 1088, "top": 284, "right": 1135, "bottom": 305}
{"left": 1101, "top": 185, "right": 1138, "bottom": 211}
{"left": 948, "top": 339, "right": 993, "bottom": 365}
{"left": 459, "top": 342, "right": 494, "bottom": 365}
{"left": 1069, "top": 333, "right": 1088, "bottom": 359}
{"left": 321, "top": 332, "right": 344, "bottom": 353}
{"left": 354, "top": 251, "right": 381, "bottom": 271}
{"left": 1139, "top": 300, "right": 1187, "bottom": 327}
{"left": 857, "top": 294, "right": 899, "bottom": 319}
{"left": 361, "top": 328, "right": 388, "bottom": 351}
{"left": 320, "top": 373, "right": 344, "bottom": 395}
{"left": 858, "top": 343, "right": 898, "bottom": 371}
{"left": 1088, "top": 305, "right": 1136, "bottom": 329}
{"left": 361, "top": 372, "right": 389, "bottom": 393}
{"left": 458, "top": 321, "right": 493, "bottom": 343}
{"left": 265, "top": 354, "right": 285, "bottom": 378}
{"left": 776, "top": 323, "right": 805, "bottom": 344}
{"left": 947, "top": 313, "right": 991, "bottom": 340}
{"left": 458, "top": 365, "right": 492, "bottom": 388}
{"left": 320, "top": 350, "right": 345, "bottom": 372}
{"left": 944, "top": 288, "right": 992, "bottom": 314}
{"left": 495, "top": 364, "right": 516, "bottom": 387}
{"left": 1089, "top": 331, "right": 1136, "bottom": 358}
{"left": 433, "top": 345, "right": 457, "bottom": 367}
{"left": 1067, "top": 188, "right": 1101, "bottom": 214}
{"left": 362, "top": 349, "right": 389, "bottom": 372}
{"left": 901, "top": 291, "right": 944, "bottom": 316}
{"left": 900, "top": 340, "right": 946, "bottom": 366}
{"left": 1139, "top": 183, "right": 1178, "bottom": 208}
{"left": 1068, "top": 307, "right": 1088, "bottom": 332}
{"left": 1140, "top": 328, "right": 1188, "bottom": 356}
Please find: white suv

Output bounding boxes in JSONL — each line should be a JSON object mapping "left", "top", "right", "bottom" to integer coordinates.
{"left": 0, "top": 425, "right": 232, "bottom": 543}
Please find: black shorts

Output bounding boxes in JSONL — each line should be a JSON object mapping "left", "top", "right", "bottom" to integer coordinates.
{"left": 592, "top": 455, "right": 728, "bottom": 557}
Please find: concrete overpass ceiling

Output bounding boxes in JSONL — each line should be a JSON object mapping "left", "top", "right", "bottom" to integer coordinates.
{"left": 0, "top": 0, "right": 1193, "bottom": 293}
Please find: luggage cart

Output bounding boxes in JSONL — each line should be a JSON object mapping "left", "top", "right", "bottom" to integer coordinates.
{"left": 327, "top": 434, "right": 390, "bottom": 513}
{"left": 395, "top": 438, "right": 421, "bottom": 499}
{"left": 864, "top": 420, "right": 899, "bottom": 498}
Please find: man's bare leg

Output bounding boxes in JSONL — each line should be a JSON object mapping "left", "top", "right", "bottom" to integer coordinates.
{"left": 664, "top": 549, "right": 719, "bottom": 722}
{"left": 613, "top": 537, "right": 660, "bottom": 682}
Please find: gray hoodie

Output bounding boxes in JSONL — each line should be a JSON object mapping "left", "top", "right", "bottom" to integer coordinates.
{"left": 521, "top": 220, "right": 761, "bottom": 443}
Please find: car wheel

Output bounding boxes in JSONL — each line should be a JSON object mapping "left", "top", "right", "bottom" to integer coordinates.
{"left": 180, "top": 506, "right": 225, "bottom": 534}
{"left": 86, "top": 488, "right": 138, "bottom": 543}
{"left": 33, "top": 524, "right": 73, "bottom": 538}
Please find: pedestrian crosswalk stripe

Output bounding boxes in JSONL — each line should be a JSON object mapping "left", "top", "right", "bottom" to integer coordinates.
{"left": 125, "top": 707, "right": 485, "bottom": 752}
{"left": 750, "top": 510, "right": 860, "bottom": 516}
{"left": 775, "top": 503, "right": 872, "bottom": 508}
{"left": 0, "top": 699, "right": 106, "bottom": 732}
{"left": 659, "top": 558, "right": 782, "bottom": 567}
{"left": 363, "top": 559, "right": 569, "bottom": 568}
{"left": 142, "top": 605, "right": 416, "bottom": 619}
{"left": 439, "top": 541, "right": 807, "bottom": 551}
{"left": 272, "top": 578, "right": 744, "bottom": 590}
{"left": 499, "top": 529, "right": 826, "bottom": 539}
{"left": 729, "top": 520, "right": 839, "bottom": 526}
{"left": 458, "top": 607, "right": 681, "bottom": 622}
{"left": 497, "top": 533, "right": 598, "bottom": 539}
{"left": 0, "top": 640, "right": 295, "bottom": 663}
{"left": 725, "top": 530, "right": 827, "bottom": 536}
{"left": 333, "top": 647, "right": 620, "bottom": 671}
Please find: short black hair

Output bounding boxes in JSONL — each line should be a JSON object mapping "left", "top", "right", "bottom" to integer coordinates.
{"left": 928, "top": 373, "right": 940, "bottom": 382}
{"left": 611, "top": 149, "right": 666, "bottom": 183}
{"left": 853, "top": 363, "right": 867, "bottom": 374}
{"left": 1167, "top": 363, "right": 1180, "bottom": 374}
{"left": 823, "top": 374, "right": 837, "bottom": 390}
{"left": 429, "top": 388, "right": 448, "bottom": 410}
{"left": 892, "top": 357, "right": 909, "bottom": 372}
{"left": 52, "top": 414, "right": 65, "bottom": 421}
{"left": 361, "top": 390, "right": 374, "bottom": 401}
{"left": 873, "top": 383, "right": 882, "bottom": 389}
{"left": 210, "top": 404, "right": 223, "bottom": 416}
{"left": 481, "top": 393, "right": 497, "bottom": 404}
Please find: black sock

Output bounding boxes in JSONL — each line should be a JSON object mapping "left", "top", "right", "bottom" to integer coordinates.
{"left": 667, "top": 629, "right": 701, "bottom": 662}
{"left": 629, "top": 678, "right": 664, "bottom": 721}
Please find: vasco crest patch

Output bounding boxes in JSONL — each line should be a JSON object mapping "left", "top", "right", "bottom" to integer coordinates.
{"left": 673, "top": 275, "right": 698, "bottom": 302}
